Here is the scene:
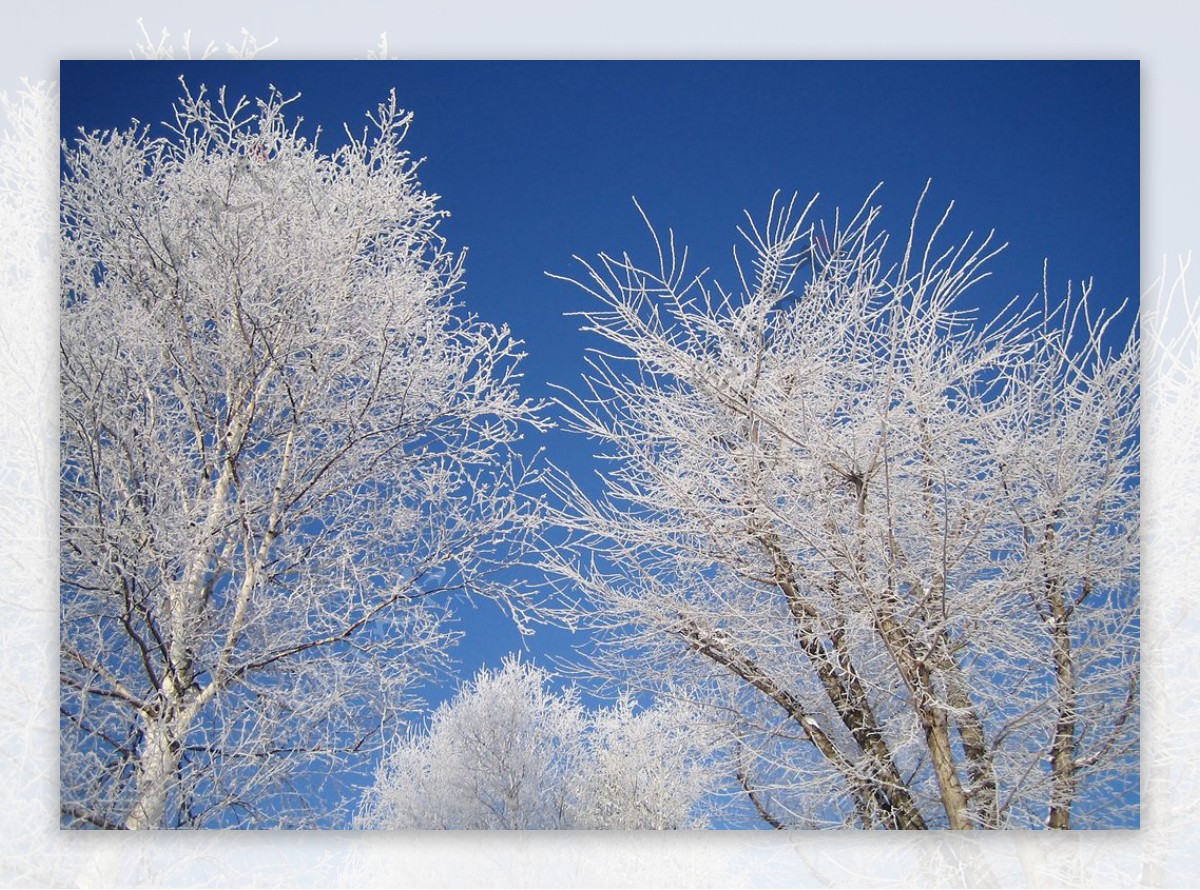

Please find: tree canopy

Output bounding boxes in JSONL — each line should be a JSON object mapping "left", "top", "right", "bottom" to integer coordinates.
{"left": 357, "top": 658, "right": 722, "bottom": 829}
{"left": 59, "top": 83, "right": 545, "bottom": 829}
{"left": 546, "top": 188, "right": 1139, "bottom": 829}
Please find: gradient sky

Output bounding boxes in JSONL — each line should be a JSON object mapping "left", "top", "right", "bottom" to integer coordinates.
{"left": 60, "top": 57, "right": 1139, "bottom": 735}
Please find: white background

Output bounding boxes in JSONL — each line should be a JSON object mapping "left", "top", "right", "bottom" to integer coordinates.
{"left": 2, "top": 2, "right": 1195, "bottom": 886}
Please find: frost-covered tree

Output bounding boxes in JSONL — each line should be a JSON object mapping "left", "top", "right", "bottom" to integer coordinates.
{"left": 59, "top": 83, "right": 545, "bottom": 829}
{"left": 356, "top": 657, "right": 721, "bottom": 829}
{"left": 574, "top": 693, "right": 720, "bottom": 829}
{"left": 548, "top": 187, "right": 1139, "bottom": 829}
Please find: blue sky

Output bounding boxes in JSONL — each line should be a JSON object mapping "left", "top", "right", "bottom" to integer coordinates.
{"left": 60, "top": 57, "right": 1139, "bottom": 731}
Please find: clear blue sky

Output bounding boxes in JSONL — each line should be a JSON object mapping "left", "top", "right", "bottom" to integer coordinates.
{"left": 60, "top": 58, "right": 1139, "bottom": 714}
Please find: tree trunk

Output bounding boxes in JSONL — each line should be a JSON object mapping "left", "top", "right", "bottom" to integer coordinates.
{"left": 124, "top": 713, "right": 184, "bottom": 830}
{"left": 1047, "top": 601, "right": 1077, "bottom": 829}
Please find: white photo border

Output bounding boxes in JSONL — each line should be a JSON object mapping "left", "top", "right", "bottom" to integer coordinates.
{"left": 5, "top": 2, "right": 1194, "bottom": 886}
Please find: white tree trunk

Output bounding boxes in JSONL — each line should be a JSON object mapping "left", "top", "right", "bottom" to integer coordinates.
{"left": 124, "top": 713, "right": 185, "bottom": 830}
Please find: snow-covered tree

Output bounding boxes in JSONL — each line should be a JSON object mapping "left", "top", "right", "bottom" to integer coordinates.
{"left": 356, "top": 657, "right": 722, "bottom": 829}
{"left": 547, "top": 187, "right": 1139, "bottom": 829}
{"left": 573, "top": 693, "right": 721, "bottom": 829}
{"left": 59, "top": 83, "right": 545, "bottom": 829}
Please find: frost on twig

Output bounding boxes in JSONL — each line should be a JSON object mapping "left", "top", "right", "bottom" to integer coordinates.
{"left": 132, "top": 19, "right": 278, "bottom": 60}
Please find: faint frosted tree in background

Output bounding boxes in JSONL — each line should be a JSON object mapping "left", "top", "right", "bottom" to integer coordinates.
{"left": 548, "top": 187, "right": 1139, "bottom": 829}
{"left": 59, "top": 83, "right": 545, "bottom": 829}
{"left": 356, "top": 657, "right": 723, "bottom": 829}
